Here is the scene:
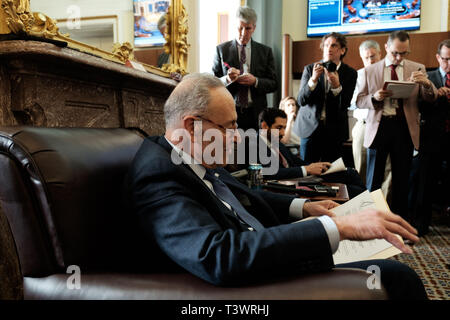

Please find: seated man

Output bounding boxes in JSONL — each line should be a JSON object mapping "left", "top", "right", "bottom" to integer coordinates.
{"left": 124, "top": 73, "right": 426, "bottom": 299}
{"left": 240, "top": 108, "right": 366, "bottom": 198}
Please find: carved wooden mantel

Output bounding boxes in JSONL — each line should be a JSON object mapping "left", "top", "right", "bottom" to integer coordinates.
{"left": 0, "top": 40, "right": 177, "bottom": 135}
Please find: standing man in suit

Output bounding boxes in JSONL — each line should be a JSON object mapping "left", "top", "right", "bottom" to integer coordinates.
{"left": 124, "top": 73, "right": 426, "bottom": 299}
{"left": 212, "top": 6, "right": 277, "bottom": 131}
{"left": 356, "top": 31, "right": 437, "bottom": 221}
{"left": 351, "top": 40, "right": 392, "bottom": 199}
{"left": 293, "top": 32, "right": 357, "bottom": 163}
{"left": 409, "top": 39, "right": 450, "bottom": 235}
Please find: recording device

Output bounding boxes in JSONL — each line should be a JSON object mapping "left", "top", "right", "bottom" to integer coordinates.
{"left": 321, "top": 61, "right": 337, "bottom": 72}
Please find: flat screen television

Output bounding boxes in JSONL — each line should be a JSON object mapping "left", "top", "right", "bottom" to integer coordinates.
{"left": 134, "top": 0, "right": 170, "bottom": 47}
{"left": 307, "top": 0, "right": 421, "bottom": 37}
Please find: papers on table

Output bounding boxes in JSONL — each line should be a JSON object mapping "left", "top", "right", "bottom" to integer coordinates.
{"left": 383, "top": 80, "right": 416, "bottom": 99}
{"left": 321, "top": 157, "right": 346, "bottom": 175}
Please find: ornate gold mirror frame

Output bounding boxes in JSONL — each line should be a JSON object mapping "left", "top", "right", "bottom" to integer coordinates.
{"left": 0, "top": 0, "right": 189, "bottom": 77}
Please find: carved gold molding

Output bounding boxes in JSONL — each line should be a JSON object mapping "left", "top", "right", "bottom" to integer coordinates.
{"left": 0, "top": 0, "right": 189, "bottom": 78}
{"left": 161, "top": 0, "right": 189, "bottom": 75}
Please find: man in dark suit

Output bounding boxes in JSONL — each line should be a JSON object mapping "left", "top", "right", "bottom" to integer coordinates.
{"left": 409, "top": 39, "right": 450, "bottom": 235}
{"left": 253, "top": 108, "right": 366, "bottom": 198}
{"left": 293, "top": 32, "right": 357, "bottom": 163}
{"left": 124, "top": 73, "right": 425, "bottom": 299}
{"left": 356, "top": 31, "right": 438, "bottom": 221}
{"left": 212, "top": 6, "right": 277, "bottom": 131}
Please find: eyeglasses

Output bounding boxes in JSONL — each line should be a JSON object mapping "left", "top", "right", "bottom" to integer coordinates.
{"left": 390, "top": 51, "right": 410, "bottom": 57}
{"left": 194, "top": 116, "right": 238, "bottom": 134}
{"left": 439, "top": 56, "right": 450, "bottom": 62}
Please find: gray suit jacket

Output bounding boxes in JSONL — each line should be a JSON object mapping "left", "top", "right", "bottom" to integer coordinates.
{"left": 212, "top": 39, "right": 277, "bottom": 110}
{"left": 355, "top": 59, "right": 437, "bottom": 150}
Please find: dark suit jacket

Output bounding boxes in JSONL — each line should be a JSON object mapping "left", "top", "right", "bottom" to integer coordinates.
{"left": 419, "top": 68, "right": 449, "bottom": 153}
{"left": 212, "top": 39, "right": 277, "bottom": 110}
{"left": 294, "top": 62, "right": 357, "bottom": 142}
{"left": 123, "top": 136, "right": 334, "bottom": 286}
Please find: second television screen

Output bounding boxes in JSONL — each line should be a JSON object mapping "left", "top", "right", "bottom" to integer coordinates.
{"left": 307, "top": 0, "right": 421, "bottom": 37}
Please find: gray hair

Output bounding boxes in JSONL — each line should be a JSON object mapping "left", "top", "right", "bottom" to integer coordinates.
{"left": 359, "top": 40, "right": 380, "bottom": 54}
{"left": 164, "top": 73, "right": 224, "bottom": 128}
{"left": 237, "top": 6, "right": 257, "bottom": 25}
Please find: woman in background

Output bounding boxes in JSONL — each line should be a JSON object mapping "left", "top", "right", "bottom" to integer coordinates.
{"left": 279, "top": 96, "right": 300, "bottom": 145}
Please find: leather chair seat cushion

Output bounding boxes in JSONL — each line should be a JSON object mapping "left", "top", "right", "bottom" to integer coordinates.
{"left": 24, "top": 268, "right": 386, "bottom": 300}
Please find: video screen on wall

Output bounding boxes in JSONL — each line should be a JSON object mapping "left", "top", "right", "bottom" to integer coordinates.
{"left": 307, "top": 0, "right": 421, "bottom": 37}
{"left": 134, "top": 0, "right": 170, "bottom": 47}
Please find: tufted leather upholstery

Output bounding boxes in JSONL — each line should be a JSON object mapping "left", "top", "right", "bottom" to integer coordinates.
{"left": 0, "top": 127, "right": 388, "bottom": 299}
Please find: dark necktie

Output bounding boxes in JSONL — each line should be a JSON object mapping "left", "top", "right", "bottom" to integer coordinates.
{"left": 389, "top": 64, "right": 405, "bottom": 118}
{"left": 275, "top": 147, "right": 289, "bottom": 168}
{"left": 204, "top": 169, "right": 264, "bottom": 231}
{"left": 238, "top": 44, "right": 249, "bottom": 108}
{"left": 446, "top": 73, "right": 450, "bottom": 131}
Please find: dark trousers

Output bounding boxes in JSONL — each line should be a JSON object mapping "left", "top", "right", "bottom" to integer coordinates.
{"left": 336, "top": 259, "right": 427, "bottom": 300}
{"left": 300, "top": 121, "right": 343, "bottom": 163}
{"left": 409, "top": 133, "right": 450, "bottom": 234}
{"left": 366, "top": 117, "right": 413, "bottom": 220}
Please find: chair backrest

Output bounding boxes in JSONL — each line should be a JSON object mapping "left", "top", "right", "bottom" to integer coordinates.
{"left": 0, "top": 127, "right": 144, "bottom": 277}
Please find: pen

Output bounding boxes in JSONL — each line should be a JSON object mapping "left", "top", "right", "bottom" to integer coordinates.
{"left": 223, "top": 62, "right": 231, "bottom": 70}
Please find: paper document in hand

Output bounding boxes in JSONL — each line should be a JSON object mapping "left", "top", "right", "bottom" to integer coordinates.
{"left": 321, "top": 157, "right": 346, "bottom": 175}
{"left": 383, "top": 80, "right": 416, "bottom": 99}
{"left": 331, "top": 190, "right": 402, "bottom": 265}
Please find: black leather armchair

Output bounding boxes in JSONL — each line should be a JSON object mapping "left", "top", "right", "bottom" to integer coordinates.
{"left": 0, "top": 127, "right": 388, "bottom": 299}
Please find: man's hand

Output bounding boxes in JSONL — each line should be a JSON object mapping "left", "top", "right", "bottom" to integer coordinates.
{"left": 437, "top": 86, "right": 450, "bottom": 97}
{"left": 311, "top": 63, "right": 324, "bottom": 83}
{"left": 227, "top": 67, "right": 241, "bottom": 82}
{"left": 303, "top": 200, "right": 339, "bottom": 218}
{"left": 325, "top": 69, "right": 340, "bottom": 89}
{"left": 332, "top": 209, "right": 419, "bottom": 254}
{"left": 236, "top": 73, "right": 257, "bottom": 86}
{"left": 305, "top": 162, "right": 332, "bottom": 176}
{"left": 373, "top": 89, "right": 393, "bottom": 102}
{"left": 409, "top": 71, "right": 432, "bottom": 89}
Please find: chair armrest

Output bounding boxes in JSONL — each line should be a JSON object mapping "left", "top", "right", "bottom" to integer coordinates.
{"left": 24, "top": 269, "right": 387, "bottom": 300}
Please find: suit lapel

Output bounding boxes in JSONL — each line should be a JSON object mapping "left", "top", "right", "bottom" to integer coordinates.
{"left": 250, "top": 40, "right": 256, "bottom": 75}
{"left": 229, "top": 40, "right": 240, "bottom": 68}
{"left": 155, "top": 137, "right": 246, "bottom": 222}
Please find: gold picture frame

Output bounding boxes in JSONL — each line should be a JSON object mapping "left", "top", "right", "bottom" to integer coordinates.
{"left": 0, "top": 0, "right": 189, "bottom": 77}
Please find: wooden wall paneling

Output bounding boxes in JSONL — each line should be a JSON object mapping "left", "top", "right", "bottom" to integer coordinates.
{"left": 293, "top": 31, "right": 450, "bottom": 77}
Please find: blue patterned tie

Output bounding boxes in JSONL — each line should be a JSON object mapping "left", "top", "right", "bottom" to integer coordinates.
{"left": 204, "top": 169, "right": 264, "bottom": 231}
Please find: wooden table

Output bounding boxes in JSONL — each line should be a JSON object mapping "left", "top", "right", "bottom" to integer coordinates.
{"left": 264, "top": 180, "right": 349, "bottom": 203}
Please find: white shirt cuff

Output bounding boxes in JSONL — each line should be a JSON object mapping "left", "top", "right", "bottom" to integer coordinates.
{"left": 289, "top": 198, "right": 308, "bottom": 220}
{"left": 220, "top": 75, "right": 229, "bottom": 85}
{"left": 308, "top": 78, "right": 318, "bottom": 91}
{"left": 254, "top": 77, "right": 259, "bottom": 88}
{"left": 301, "top": 166, "right": 308, "bottom": 177}
{"left": 317, "top": 215, "right": 340, "bottom": 254}
{"left": 331, "top": 85, "right": 342, "bottom": 96}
